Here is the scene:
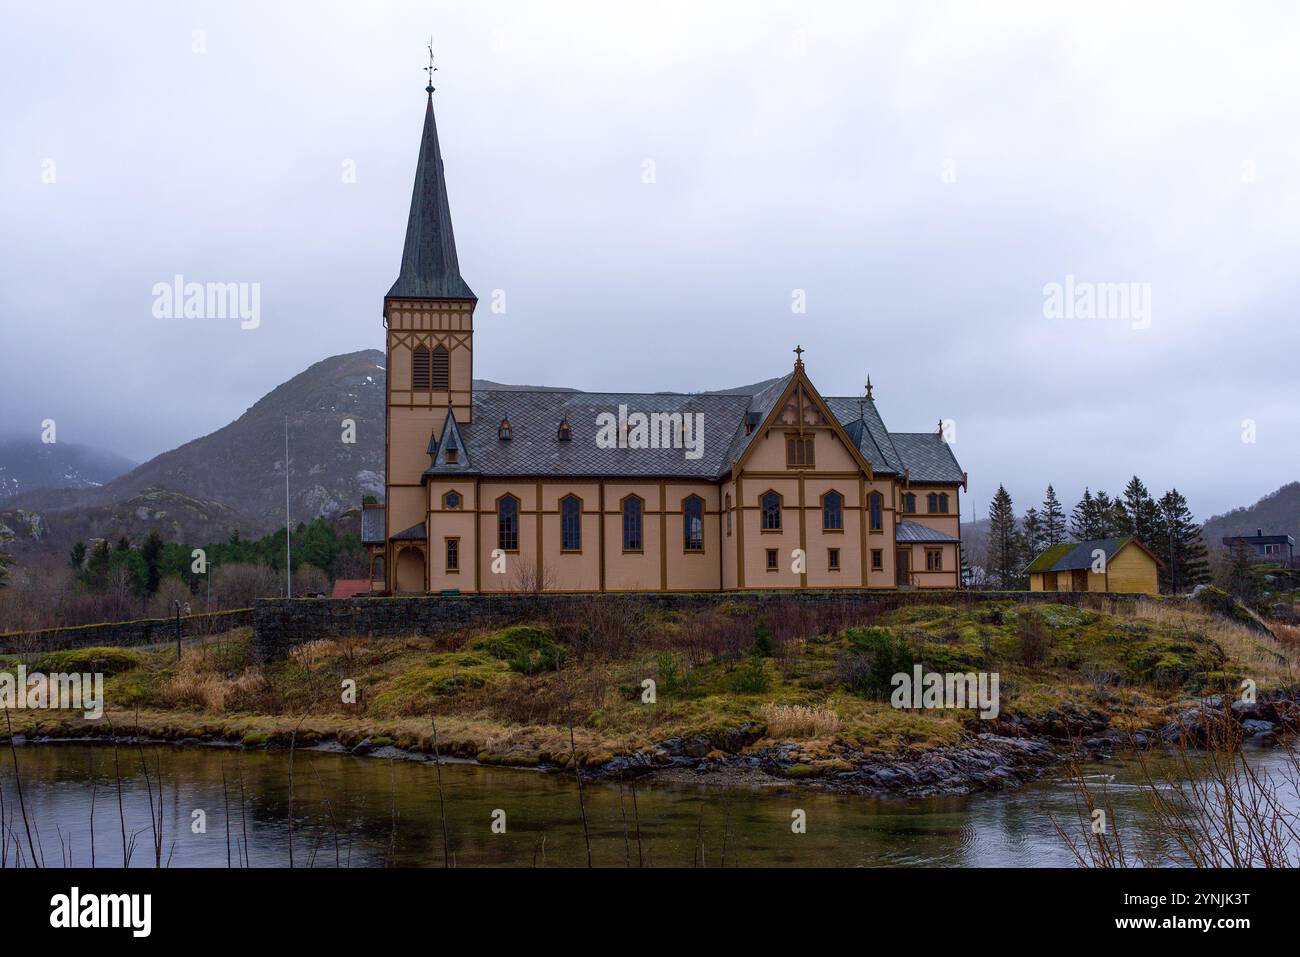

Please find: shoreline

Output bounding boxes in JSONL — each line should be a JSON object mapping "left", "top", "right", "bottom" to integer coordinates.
{"left": 7, "top": 691, "right": 1294, "bottom": 798}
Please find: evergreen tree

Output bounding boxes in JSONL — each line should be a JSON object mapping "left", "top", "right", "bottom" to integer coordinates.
{"left": 1041, "top": 485, "right": 1067, "bottom": 545}
{"left": 115, "top": 535, "right": 132, "bottom": 553}
{"left": 986, "top": 485, "right": 1024, "bottom": 590}
{"left": 1071, "top": 488, "right": 1097, "bottom": 540}
{"left": 1155, "top": 489, "right": 1210, "bottom": 593}
{"left": 85, "top": 540, "right": 112, "bottom": 589}
{"left": 141, "top": 531, "right": 165, "bottom": 595}
{"left": 69, "top": 541, "right": 87, "bottom": 570}
{"left": 1021, "top": 507, "right": 1045, "bottom": 562}
{"left": 0, "top": 526, "right": 13, "bottom": 588}
{"left": 1093, "top": 491, "right": 1118, "bottom": 538}
{"left": 1114, "top": 476, "right": 1159, "bottom": 543}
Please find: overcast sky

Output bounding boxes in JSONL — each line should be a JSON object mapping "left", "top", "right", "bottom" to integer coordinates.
{"left": 3, "top": 0, "right": 1298, "bottom": 522}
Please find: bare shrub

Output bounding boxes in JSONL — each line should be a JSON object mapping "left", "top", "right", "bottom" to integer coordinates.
{"left": 1017, "top": 613, "right": 1049, "bottom": 666}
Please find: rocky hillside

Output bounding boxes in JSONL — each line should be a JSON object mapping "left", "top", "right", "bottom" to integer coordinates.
{"left": 9, "top": 350, "right": 388, "bottom": 539}
{"left": 1201, "top": 482, "right": 1300, "bottom": 547}
{"left": 0, "top": 439, "right": 136, "bottom": 502}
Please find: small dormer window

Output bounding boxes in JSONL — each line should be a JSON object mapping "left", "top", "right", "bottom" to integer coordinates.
{"left": 498, "top": 419, "right": 512, "bottom": 441}
{"left": 446, "top": 446, "right": 459, "bottom": 464}
{"left": 557, "top": 418, "right": 572, "bottom": 442}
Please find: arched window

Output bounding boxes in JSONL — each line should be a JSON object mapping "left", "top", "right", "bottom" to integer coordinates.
{"left": 622, "top": 496, "right": 643, "bottom": 552}
{"left": 431, "top": 345, "right": 449, "bottom": 391}
{"left": 927, "top": 493, "right": 939, "bottom": 513}
{"left": 938, "top": 493, "right": 950, "bottom": 514}
{"left": 903, "top": 493, "right": 917, "bottom": 514}
{"left": 869, "top": 492, "right": 883, "bottom": 532}
{"left": 498, "top": 418, "right": 512, "bottom": 441}
{"left": 560, "top": 495, "right": 582, "bottom": 551}
{"left": 411, "top": 344, "right": 431, "bottom": 390}
{"left": 683, "top": 496, "right": 704, "bottom": 552}
{"left": 822, "top": 491, "right": 843, "bottom": 531}
{"left": 497, "top": 495, "right": 519, "bottom": 552}
{"left": 725, "top": 493, "right": 732, "bottom": 536}
{"left": 557, "top": 418, "right": 572, "bottom": 442}
{"left": 761, "top": 491, "right": 782, "bottom": 531}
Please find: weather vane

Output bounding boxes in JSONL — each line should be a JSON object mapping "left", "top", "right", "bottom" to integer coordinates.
{"left": 425, "top": 39, "right": 437, "bottom": 94}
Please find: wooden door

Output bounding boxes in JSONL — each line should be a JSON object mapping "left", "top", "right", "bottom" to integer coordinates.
{"left": 896, "top": 549, "right": 910, "bottom": 586}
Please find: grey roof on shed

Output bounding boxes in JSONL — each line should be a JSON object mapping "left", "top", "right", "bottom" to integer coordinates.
{"left": 894, "top": 520, "right": 961, "bottom": 544}
{"left": 1026, "top": 537, "right": 1147, "bottom": 573}
{"left": 422, "top": 376, "right": 964, "bottom": 483}
{"left": 361, "top": 507, "right": 386, "bottom": 545}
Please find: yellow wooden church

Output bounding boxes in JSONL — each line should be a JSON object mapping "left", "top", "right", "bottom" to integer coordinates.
{"left": 362, "top": 87, "right": 966, "bottom": 594}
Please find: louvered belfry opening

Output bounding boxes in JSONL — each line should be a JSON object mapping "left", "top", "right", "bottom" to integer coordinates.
{"left": 431, "top": 345, "right": 449, "bottom": 390}
{"left": 412, "top": 344, "right": 431, "bottom": 390}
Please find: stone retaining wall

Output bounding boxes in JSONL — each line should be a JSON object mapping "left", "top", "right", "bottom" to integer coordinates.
{"left": 251, "top": 590, "right": 1165, "bottom": 662}
{"left": 0, "top": 608, "right": 255, "bottom": 655}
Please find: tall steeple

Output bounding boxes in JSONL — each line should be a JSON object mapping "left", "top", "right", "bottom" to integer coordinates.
{"left": 387, "top": 62, "right": 475, "bottom": 301}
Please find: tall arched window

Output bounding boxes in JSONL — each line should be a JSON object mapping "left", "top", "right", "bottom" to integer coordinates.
{"left": 938, "top": 493, "right": 950, "bottom": 514}
{"left": 683, "top": 496, "right": 704, "bottom": 552}
{"left": 822, "top": 491, "right": 843, "bottom": 531}
{"left": 431, "top": 345, "right": 449, "bottom": 390}
{"left": 761, "top": 491, "right": 782, "bottom": 531}
{"left": 497, "top": 495, "right": 519, "bottom": 552}
{"left": 927, "top": 493, "right": 939, "bottom": 513}
{"left": 560, "top": 495, "right": 582, "bottom": 551}
{"left": 622, "top": 496, "right": 643, "bottom": 552}
{"left": 869, "top": 492, "right": 883, "bottom": 532}
{"left": 411, "top": 344, "right": 431, "bottom": 390}
{"left": 903, "top": 493, "right": 917, "bottom": 514}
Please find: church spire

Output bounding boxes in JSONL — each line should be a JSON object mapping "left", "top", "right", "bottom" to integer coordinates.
{"left": 387, "top": 49, "right": 475, "bottom": 301}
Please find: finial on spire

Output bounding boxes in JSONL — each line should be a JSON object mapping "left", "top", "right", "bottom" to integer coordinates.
{"left": 424, "top": 38, "right": 437, "bottom": 95}
{"left": 793, "top": 344, "right": 805, "bottom": 368}
{"left": 865, "top": 376, "right": 873, "bottom": 400}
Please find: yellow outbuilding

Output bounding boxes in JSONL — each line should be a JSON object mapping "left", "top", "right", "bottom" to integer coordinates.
{"left": 1026, "top": 537, "right": 1162, "bottom": 596}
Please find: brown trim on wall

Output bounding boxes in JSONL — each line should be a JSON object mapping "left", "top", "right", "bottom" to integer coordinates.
{"left": 474, "top": 478, "right": 481, "bottom": 593}
{"left": 659, "top": 480, "right": 667, "bottom": 591}
{"left": 535, "top": 480, "right": 544, "bottom": 585}
{"left": 736, "top": 476, "right": 745, "bottom": 588}
{"left": 798, "top": 474, "right": 808, "bottom": 588}
{"left": 859, "top": 475, "right": 868, "bottom": 586}
{"left": 598, "top": 481, "right": 606, "bottom": 591}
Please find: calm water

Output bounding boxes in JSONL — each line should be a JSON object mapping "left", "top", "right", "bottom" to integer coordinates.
{"left": 0, "top": 742, "right": 1295, "bottom": 867}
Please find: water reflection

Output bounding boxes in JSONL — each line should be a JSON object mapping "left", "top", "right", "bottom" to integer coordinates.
{"left": 0, "top": 743, "right": 1294, "bottom": 868}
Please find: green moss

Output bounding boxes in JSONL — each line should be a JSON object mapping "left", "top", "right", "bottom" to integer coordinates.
{"left": 34, "top": 647, "right": 145, "bottom": 676}
{"left": 785, "top": 763, "right": 818, "bottom": 778}
{"left": 474, "top": 624, "right": 566, "bottom": 675}
{"left": 241, "top": 731, "right": 270, "bottom": 747}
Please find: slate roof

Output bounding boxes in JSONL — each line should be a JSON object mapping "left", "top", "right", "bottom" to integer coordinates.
{"left": 1024, "top": 537, "right": 1160, "bottom": 573}
{"left": 894, "top": 520, "right": 961, "bottom": 544}
{"left": 361, "top": 507, "right": 386, "bottom": 544}
{"left": 387, "top": 96, "right": 476, "bottom": 301}
{"left": 391, "top": 521, "right": 427, "bottom": 542}
{"left": 420, "top": 376, "right": 965, "bottom": 483}
{"left": 889, "top": 432, "right": 965, "bottom": 484}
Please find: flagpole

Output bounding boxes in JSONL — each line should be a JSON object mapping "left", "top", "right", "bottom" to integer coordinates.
{"left": 285, "top": 414, "right": 292, "bottom": 599}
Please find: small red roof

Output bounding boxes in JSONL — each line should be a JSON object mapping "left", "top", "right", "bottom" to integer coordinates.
{"left": 330, "top": 579, "right": 371, "bottom": 599}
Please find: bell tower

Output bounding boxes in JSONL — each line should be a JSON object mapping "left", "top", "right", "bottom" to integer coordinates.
{"left": 383, "top": 57, "right": 477, "bottom": 560}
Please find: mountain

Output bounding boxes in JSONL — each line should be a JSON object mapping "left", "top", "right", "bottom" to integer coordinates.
{"left": 1201, "top": 482, "right": 1300, "bottom": 547}
{"left": 0, "top": 488, "right": 261, "bottom": 558}
{"left": 0, "top": 438, "right": 136, "bottom": 502}
{"left": 1, "top": 350, "right": 585, "bottom": 554}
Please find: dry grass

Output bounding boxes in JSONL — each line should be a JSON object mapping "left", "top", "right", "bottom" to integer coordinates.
{"left": 760, "top": 702, "right": 841, "bottom": 739}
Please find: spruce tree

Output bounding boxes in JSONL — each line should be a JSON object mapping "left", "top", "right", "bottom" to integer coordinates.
{"left": 1071, "top": 488, "right": 1097, "bottom": 540}
{"left": 1094, "top": 491, "right": 1117, "bottom": 538}
{"left": 1115, "top": 476, "right": 1159, "bottom": 543}
{"left": 1022, "top": 507, "right": 1045, "bottom": 562}
{"left": 69, "top": 541, "right": 87, "bottom": 570}
{"left": 987, "top": 485, "right": 1024, "bottom": 590}
{"left": 1041, "top": 485, "right": 1067, "bottom": 545}
{"left": 1155, "top": 489, "right": 1210, "bottom": 593}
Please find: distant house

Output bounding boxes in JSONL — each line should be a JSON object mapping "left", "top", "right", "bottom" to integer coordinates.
{"left": 1221, "top": 528, "right": 1295, "bottom": 566}
{"left": 1025, "top": 537, "right": 1162, "bottom": 595}
{"left": 330, "top": 579, "right": 372, "bottom": 599}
